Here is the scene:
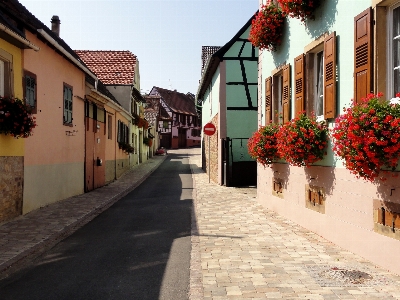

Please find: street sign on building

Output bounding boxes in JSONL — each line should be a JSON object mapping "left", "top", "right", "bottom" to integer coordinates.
{"left": 203, "top": 122, "right": 216, "bottom": 136}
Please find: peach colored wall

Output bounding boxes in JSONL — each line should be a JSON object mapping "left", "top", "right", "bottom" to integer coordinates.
{"left": 257, "top": 163, "right": 400, "bottom": 275}
{"left": 22, "top": 31, "right": 86, "bottom": 212}
{"left": 23, "top": 32, "right": 85, "bottom": 166}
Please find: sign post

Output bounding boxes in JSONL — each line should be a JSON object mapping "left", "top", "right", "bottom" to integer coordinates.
{"left": 203, "top": 123, "right": 216, "bottom": 183}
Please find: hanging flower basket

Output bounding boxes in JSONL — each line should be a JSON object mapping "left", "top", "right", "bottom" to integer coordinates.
{"left": 0, "top": 96, "right": 36, "bottom": 138}
{"left": 277, "top": 0, "right": 321, "bottom": 22}
{"left": 249, "top": 3, "right": 285, "bottom": 52}
{"left": 277, "top": 112, "right": 328, "bottom": 167}
{"left": 247, "top": 123, "right": 281, "bottom": 166}
{"left": 332, "top": 93, "right": 400, "bottom": 181}
{"left": 119, "top": 142, "right": 134, "bottom": 154}
{"left": 143, "top": 137, "right": 153, "bottom": 147}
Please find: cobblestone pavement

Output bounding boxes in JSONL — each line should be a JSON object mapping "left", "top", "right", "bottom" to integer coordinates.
{"left": 186, "top": 148, "right": 400, "bottom": 300}
{"left": 0, "top": 154, "right": 167, "bottom": 278}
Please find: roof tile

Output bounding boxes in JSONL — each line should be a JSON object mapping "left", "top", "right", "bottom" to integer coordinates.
{"left": 75, "top": 50, "right": 137, "bottom": 85}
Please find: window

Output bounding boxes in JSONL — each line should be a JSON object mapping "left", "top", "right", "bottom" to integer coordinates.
{"left": 390, "top": 4, "right": 400, "bottom": 96}
{"left": 180, "top": 114, "right": 186, "bottom": 125}
{"left": 0, "top": 49, "right": 13, "bottom": 97}
{"left": 117, "top": 120, "right": 129, "bottom": 144}
{"left": 314, "top": 51, "right": 324, "bottom": 118}
{"left": 293, "top": 32, "right": 336, "bottom": 120}
{"left": 265, "top": 64, "right": 290, "bottom": 124}
{"left": 354, "top": 8, "right": 372, "bottom": 103}
{"left": 108, "top": 115, "right": 112, "bottom": 139}
{"left": 63, "top": 84, "right": 73, "bottom": 125}
{"left": 23, "top": 71, "right": 36, "bottom": 112}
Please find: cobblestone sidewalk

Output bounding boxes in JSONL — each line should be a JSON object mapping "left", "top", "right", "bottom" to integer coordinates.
{"left": 188, "top": 149, "right": 400, "bottom": 300}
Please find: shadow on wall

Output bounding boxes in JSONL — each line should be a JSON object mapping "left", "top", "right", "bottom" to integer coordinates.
{"left": 272, "top": 17, "right": 290, "bottom": 67}
{"left": 304, "top": 165, "right": 336, "bottom": 196}
{"left": 376, "top": 175, "right": 400, "bottom": 211}
{"left": 305, "top": 0, "right": 339, "bottom": 38}
{"left": 271, "top": 162, "right": 290, "bottom": 191}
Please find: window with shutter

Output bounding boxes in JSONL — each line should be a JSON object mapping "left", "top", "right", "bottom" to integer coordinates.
{"left": 282, "top": 64, "right": 291, "bottom": 124}
{"left": 390, "top": 4, "right": 400, "bottom": 96}
{"left": 271, "top": 64, "right": 291, "bottom": 124}
{"left": 324, "top": 32, "right": 336, "bottom": 119}
{"left": 300, "top": 32, "right": 337, "bottom": 120}
{"left": 354, "top": 7, "right": 373, "bottom": 104}
{"left": 63, "top": 84, "right": 73, "bottom": 125}
{"left": 265, "top": 77, "right": 272, "bottom": 124}
{"left": 108, "top": 115, "right": 112, "bottom": 140}
{"left": 294, "top": 54, "right": 305, "bottom": 117}
{"left": 24, "top": 71, "right": 36, "bottom": 110}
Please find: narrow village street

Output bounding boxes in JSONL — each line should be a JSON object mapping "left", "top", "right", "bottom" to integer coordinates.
{"left": 1, "top": 148, "right": 400, "bottom": 299}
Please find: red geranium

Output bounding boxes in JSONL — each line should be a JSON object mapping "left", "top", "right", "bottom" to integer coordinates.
{"left": 249, "top": 3, "right": 285, "bottom": 52}
{"left": 248, "top": 123, "right": 281, "bottom": 166}
{"left": 277, "top": 0, "right": 321, "bottom": 22}
{"left": 277, "top": 112, "right": 328, "bottom": 167}
{"left": 332, "top": 92, "right": 400, "bottom": 181}
{"left": 0, "top": 96, "right": 36, "bottom": 138}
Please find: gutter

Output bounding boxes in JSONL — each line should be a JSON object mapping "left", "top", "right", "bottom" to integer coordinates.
{"left": 37, "top": 29, "right": 97, "bottom": 80}
{"left": 0, "top": 23, "right": 40, "bottom": 51}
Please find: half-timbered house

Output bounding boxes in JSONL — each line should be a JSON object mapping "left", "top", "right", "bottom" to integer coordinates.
{"left": 196, "top": 14, "right": 258, "bottom": 186}
{"left": 149, "top": 87, "right": 200, "bottom": 149}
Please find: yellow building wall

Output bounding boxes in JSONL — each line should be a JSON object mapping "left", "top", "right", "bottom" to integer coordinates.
{"left": 0, "top": 39, "right": 24, "bottom": 156}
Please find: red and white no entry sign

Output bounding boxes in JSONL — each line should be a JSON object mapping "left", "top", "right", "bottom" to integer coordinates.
{"left": 203, "top": 122, "right": 216, "bottom": 136}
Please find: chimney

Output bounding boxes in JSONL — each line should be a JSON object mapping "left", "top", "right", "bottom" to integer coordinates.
{"left": 51, "top": 15, "right": 60, "bottom": 37}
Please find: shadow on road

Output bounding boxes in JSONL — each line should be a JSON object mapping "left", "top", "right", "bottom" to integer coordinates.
{"left": 0, "top": 152, "right": 195, "bottom": 300}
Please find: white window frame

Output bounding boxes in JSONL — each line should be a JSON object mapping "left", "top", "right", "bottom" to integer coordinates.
{"left": 388, "top": 2, "right": 400, "bottom": 97}
{"left": 314, "top": 50, "right": 324, "bottom": 120}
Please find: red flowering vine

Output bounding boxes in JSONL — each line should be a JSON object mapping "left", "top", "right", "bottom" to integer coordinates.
{"left": 277, "top": 0, "right": 321, "bottom": 22}
{"left": 0, "top": 96, "right": 36, "bottom": 138}
{"left": 249, "top": 3, "right": 285, "bottom": 52}
{"left": 248, "top": 123, "right": 281, "bottom": 166}
{"left": 332, "top": 93, "right": 400, "bottom": 181}
{"left": 277, "top": 112, "right": 328, "bottom": 167}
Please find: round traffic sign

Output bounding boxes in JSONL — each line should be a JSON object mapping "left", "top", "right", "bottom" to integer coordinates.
{"left": 203, "top": 122, "right": 216, "bottom": 136}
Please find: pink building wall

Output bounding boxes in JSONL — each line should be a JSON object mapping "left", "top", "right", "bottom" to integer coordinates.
{"left": 22, "top": 32, "right": 86, "bottom": 213}
{"left": 257, "top": 163, "right": 400, "bottom": 275}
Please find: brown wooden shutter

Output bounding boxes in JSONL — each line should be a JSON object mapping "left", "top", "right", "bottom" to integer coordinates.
{"left": 294, "top": 54, "right": 305, "bottom": 117}
{"left": 324, "top": 31, "right": 336, "bottom": 119}
{"left": 282, "top": 64, "right": 291, "bottom": 123}
{"left": 265, "top": 76, "right": 272, "bottom": 124}
{"left": 354, "top": 7, "right": 373, "bottom": 104}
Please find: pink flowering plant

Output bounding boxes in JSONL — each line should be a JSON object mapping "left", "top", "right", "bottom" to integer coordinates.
{"left": 247, "top": 123, "right": 281, "bottom": 166}
{"left": 0, "top": 96, "right": 36, "bottom": 138}
{"left": 249, "top": 2, "right": 285, "bottom": 52}
{"left": 277, "top": 0, "right": 321, "bottom": 22}
{"left": 332, "top": 92, "right": 400, "bottom": 181}
{"left": 276, "top": 112, "right": 328, "bottom": 167}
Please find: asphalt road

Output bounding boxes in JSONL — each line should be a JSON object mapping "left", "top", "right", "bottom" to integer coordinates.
{"left": 0, "top": 153, "right": 193, "bottom": 300}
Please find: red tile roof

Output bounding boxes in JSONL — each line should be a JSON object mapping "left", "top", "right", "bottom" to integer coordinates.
{"left": 151, "top": 87, "right": 197, "bottom": 116}
{"left": 75, "top": 50, "right": 137, "bottom": 85}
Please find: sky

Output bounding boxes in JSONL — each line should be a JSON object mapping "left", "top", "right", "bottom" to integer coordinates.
{"left": 18, "top": 0, "right": 258, "bottom": 95}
